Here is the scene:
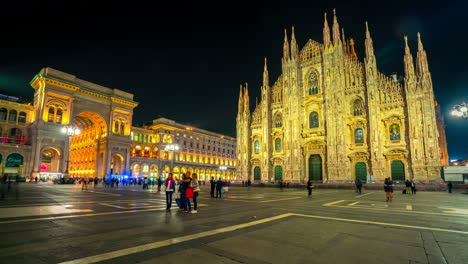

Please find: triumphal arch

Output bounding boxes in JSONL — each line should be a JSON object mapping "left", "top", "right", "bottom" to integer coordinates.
{"left": 28, "top": 68, "right": 138, "bottom": 179}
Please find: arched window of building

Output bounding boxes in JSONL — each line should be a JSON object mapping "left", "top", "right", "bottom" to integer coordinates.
{"left": 275, "top": 138, "right": 282, "bottom": 151}
{"left": 355, "top": 128, "right": 364, "bottom": 144}
{"left": 113, "top": 120, "right": 120, "bottom": 134}
{"left": 309, "top": 112, "right": 319, "bottom": 128}
{"left": 389, "top": 124, "right": 401, "bottom": 141}
{"left": 254, "top": 140, "right": 260, "bottom": 153}
{"left": 55, "top": 108, "right": 63, "bottom": 124}
{"left": 308, "top": 71, "right": 319, "bottom": 95}
{"left": 18, "top": 112, "right": 27, "bottom": 123}
{"left": 8, "top": 110, "right": 17, "bottom": 122}
{"left": 274, "top": 113, "right": 282, "bottom": 128}
{"left": 47, "top": 107, "right": 55, "bottom": 122}
{"left": 0, "top": 108, "right": 7, "bottom": 120}
{"left": 352, "top": 98, "right": 364, "bottom": 116}
{"left": 120, "top": 122, "right": 125, "bottom": 135}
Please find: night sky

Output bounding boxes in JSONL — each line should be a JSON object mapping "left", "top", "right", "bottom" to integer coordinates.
{"left": 0, "top": 1, "right": 467, "bottom": 160}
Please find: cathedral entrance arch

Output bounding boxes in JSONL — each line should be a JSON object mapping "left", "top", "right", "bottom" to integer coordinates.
{"left": 308, "top": 155, "right": 322, "bottom": 181}
{"left": 391, "top": 160, "right": 405, "bottom": 181}
{"left": 69, "top": 111, "right": 107, "bottom": 179}
{"left": 254, "top": 166, "right": 261, "bottom": 181}
{"left": 274, "top": 166, "right": 282, "bottom": 181}
{"left": 5, "top": 153, "right": 24, "bottom": 179}
{"left": 355, "top": 162, "right": 367, "bottom": 182}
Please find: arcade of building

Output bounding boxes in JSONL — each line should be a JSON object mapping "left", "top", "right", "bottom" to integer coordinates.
{"left": 0, "top": 68, "right": 236, "bottom": 181}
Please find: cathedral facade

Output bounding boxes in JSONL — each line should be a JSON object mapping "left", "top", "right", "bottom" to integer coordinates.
{"left": 236, "top": 11, "right": 448, "bottom": 183}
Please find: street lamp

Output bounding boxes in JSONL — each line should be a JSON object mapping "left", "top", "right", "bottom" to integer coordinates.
{"left": 451, "top": 102, "right": 468, "bottom": 119}
{"left": 61, "top": 125, "right": 80, "bottom": 174}
{"left": 164, "top": 144, "right": 179, "bottom": 175}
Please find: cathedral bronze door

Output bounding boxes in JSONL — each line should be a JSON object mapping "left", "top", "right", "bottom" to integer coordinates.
{"left": 274, "top": 166, "right": 282, "bottom": 181}
{"left": 308, "top": 155, "right": 322, "bottom": 181}
{"left": 254, "top": 166, "right": 261, "bottom": 181}
{"left": 391, "top": 160, "right": 405, "bottom": 181}
{"left": 355, "top": 162, "right": 367, "bottom": 182}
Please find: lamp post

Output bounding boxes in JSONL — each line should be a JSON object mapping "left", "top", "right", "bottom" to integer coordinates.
{"left": 164, "top": 144, "right": 179, "bottom": 176}
{"left": 61, "top": 125, "right": 80, "bottom": 175}
{"left": 451, "top": 102, "right": 468, "bottom": 119}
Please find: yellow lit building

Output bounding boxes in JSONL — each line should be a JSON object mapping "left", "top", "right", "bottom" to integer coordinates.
{"left": 236, "top": 11, "right": 448, "bottom": 183}
{"left": 0, "top": 68, "right": 236, "bottom": 181}
{"left": 129, "top": 118, "right": 237, "bottom": 181}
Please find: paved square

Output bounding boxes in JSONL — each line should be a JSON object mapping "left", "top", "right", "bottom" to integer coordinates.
{"left": 0, "top": 183, "right": 467, "bottom": 263}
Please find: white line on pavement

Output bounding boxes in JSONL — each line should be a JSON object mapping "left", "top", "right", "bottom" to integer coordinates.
{"left": 348, "top": 202, "right": 359, "bottom": 206}
{"left": 406, "top": 204, "right": 413, "bottom": 211}
{"left": 322, "top": 200, "right": 345, "bottom": 206}
{"left": 355, "top": 192, "right": 375, "bottom": 198}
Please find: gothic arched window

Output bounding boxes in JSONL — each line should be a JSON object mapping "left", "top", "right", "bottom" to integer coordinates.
{"left": 47, "top": 107, "right": 55, "bottom": 122}
{"left": 355, "top": 128, "right": 364, "bottom": 144}
{"left": 120, "top": 122, "right": 125, "bottom": 135}
{"left": 309, "top": 112, "right": 319, "bottom": 128}
{"left": 389, "top": 124, "right": 401, "bottom": 141}
{"left": 275, "top": 138, "right": 282, "bottom": 151}
{"left": 254, "top": 140, "right": 260, "bottom": 153}
{"left": 308, "top": 71, "right": 319, "bottom": 95}
{"left": 352, "top": 98, "right": 364, "bottom": 116}
{"left": 274, "top": 114, "right": 282, "bottom": 128}
{"left": 55, "top": 108, "right": 63, "bottom": 124}
{"left": 113, "top": 120, "right": 120, "bottom": 134}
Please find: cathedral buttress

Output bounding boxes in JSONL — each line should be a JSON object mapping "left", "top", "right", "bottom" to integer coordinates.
{"left": 261, "top": 58, "right": 272, "bottom": 180}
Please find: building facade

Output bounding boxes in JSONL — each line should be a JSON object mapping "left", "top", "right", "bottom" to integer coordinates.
{"left": 0, "top": 68, "right": 236, "bottom": 181}
{"left": 236, "top": 11, "right": 448, "bottom": 183}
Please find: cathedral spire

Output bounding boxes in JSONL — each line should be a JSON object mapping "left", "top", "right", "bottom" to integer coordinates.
{"left": 341, "top": 28, "right": 347, "bottom": 54}
{"left": 238, "top": 84, "right": 244, "bottom": 115}
{"left": 416, "top": 32, "right": 430, "bottom": 76}
{"left": 403, "top": 36, "right": 416, "bottom": 79}
{"left": 332, "top": 9, "right": 341, "bottom": 46}
{"left": 290, "top": 26, "right": 299, "bottom": 60}
{"left": 323, "top": 12, "right": 331, "bottom": 48}
{"left": 283, "top": 29, "right": 290, "bottom": 61}
{"left": 350, "top": 38, "right": 358, "bottom": 60}
{"left": 243, "top": 82, "right": 250, "bottom": 114}
{"left": 263, "top": 57, "right": 269, "bottom": 87}
{"left": 364, "top": 21, "right": 375, "bottom": 60}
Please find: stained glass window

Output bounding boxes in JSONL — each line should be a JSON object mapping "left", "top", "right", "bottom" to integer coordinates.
{"left": 275, "top": 138, "right": 281, "bottom": 151}
{"left": 352, "top": 99, "right": 364, "bottom": 116}
{"left": 254, "top": 140, "right": 260, "bottom": 153}
{"left": 355, "top": 128, "right": 364, "bottom": 144}
{"left": 389, "top": 124, "right": 401, "bottom": 141}
{"left": 309, "top": 112, "right": 319, "bottom": 128}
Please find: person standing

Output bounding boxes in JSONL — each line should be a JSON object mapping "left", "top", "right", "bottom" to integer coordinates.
{"left": 164, "top": 173, "right": 175, "bottom": 211}
{"left": 410, "top": 180, "right": 416, "bottom": 195}
{"left": 180, "top": 172, "right": 192, "bottom": 212}
{"left": 385, "top": 178, "right": 394, "bottom": 202}
{"left": 157, "top": 177, "right": 162, "bottom": 192}
{"left": 355, "top": 179, "right": 362, "bottom": 194}
{"left": 447, "top": 181, "right": 453, "bottom": 193}
{"left": 405, "top": 179, "right": 411, "bottom": 195}
{"left": 247, "top": 179, "right": 251, "bottom": 186}
{"left": 94, "top": 177, "right": 98, "bottom": 188}
{"left": 307, "top": 179, "right": 313, "bottom": 197}
{"left": 210, "top": 177, "right": 216, "bottom": 198}
{"left": 279, "top": 180, "right": 283, "bottom": 191}
{"left": 216, "top": 177, "right": 223, "bottom": 198}
{"left": 190, "top": 173, "right": 200, "bottom": 214}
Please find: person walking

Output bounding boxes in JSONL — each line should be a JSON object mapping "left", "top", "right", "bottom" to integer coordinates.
{"left": 216, "top": 177, "right": 223, "bottom": 198}
{"left": 94, "top": 177, "right": 98, "bottom": 188}
{"left": 307, "top": 179, "right": 313, "bottom": 197}
{"left": 164, "top": 173, "right": 176, "bottom": 211}
{"left": 157, "top": 177, "right": 162, "bottom": 192}
{"left": 405, "top": 179, "right": 411, "bottom": 195}
{"left": 410, "top": 180, "right": 416, "bottom": 194}
{"left": 384, "top": 178, "right": 394, "bottom": 202}
{"left": 190, "top": 173, "right": 200, "bottom": 213}
{"left": 447, "top": 181, "right": 453, "bottom": 193}
{"left": 82, "top": 176, "right": 88, "bottom": 191}
{"left": 210, "top": 177, "right": 216, "bottom": 198}
{"left": 279, "top": 180, "right": 283, "bottom": 191}
{"left": 355, "top": 179, "right": 362, "bottom": 194}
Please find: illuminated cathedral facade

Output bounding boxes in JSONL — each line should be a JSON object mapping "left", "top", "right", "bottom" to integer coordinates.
{"left": 236, "top": 11, "right": 448, "bottom": 183}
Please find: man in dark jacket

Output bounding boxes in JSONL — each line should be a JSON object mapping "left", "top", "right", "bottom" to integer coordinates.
{"left": 355, "top": 179, "right": 362, "bottom": 194}
{"left": 405, "top": 180, "right": 411, "bottom": 195}
{"left": 210, "top": 177, "right": 216, "bottom": 198}
{"left": 216, "top": 178, "right": 224, "bottom": 198}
